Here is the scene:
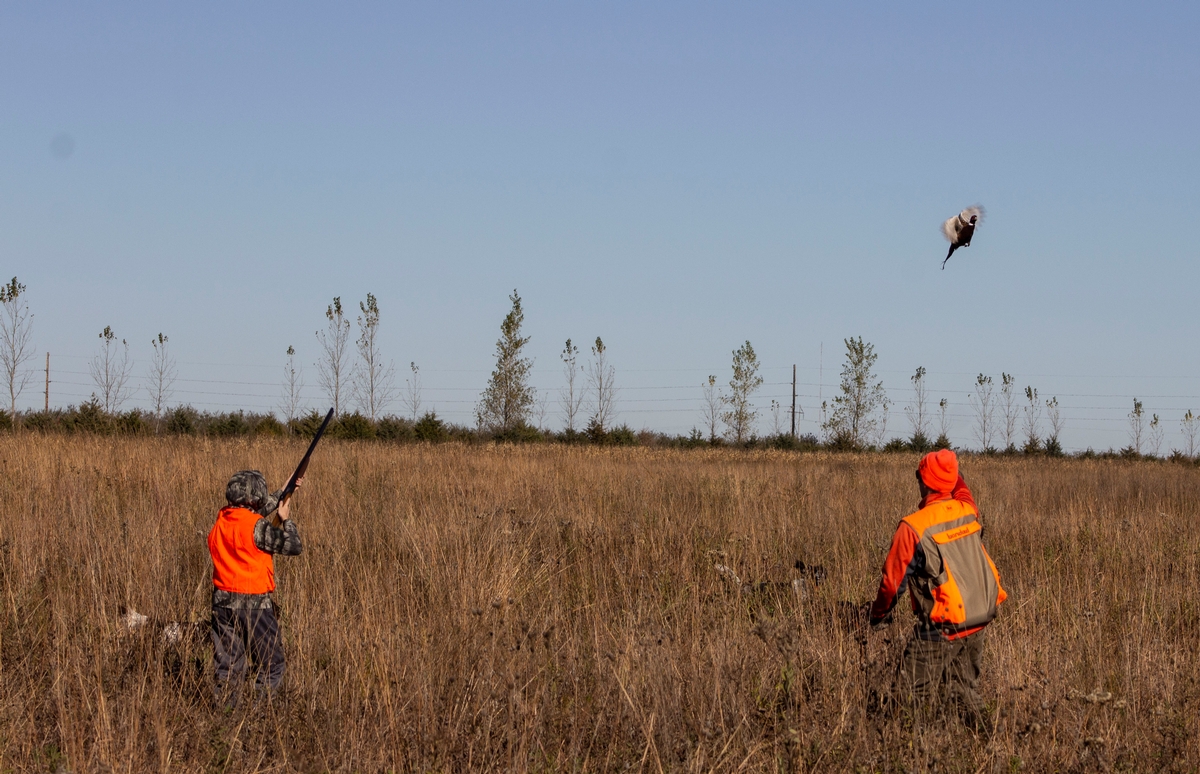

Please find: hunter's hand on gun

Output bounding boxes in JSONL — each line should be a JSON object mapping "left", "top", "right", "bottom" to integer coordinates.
{"left": 276, "top": 478, "right": 303, "bottom": 521}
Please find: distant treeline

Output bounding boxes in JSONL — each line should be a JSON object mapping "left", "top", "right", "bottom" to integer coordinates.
{"left": 5, "top": 280, "right": 1193, "bottom": 460}
{"left": 4, "top": 398, "right": 1194, "bottom": 462}
{"left": 0, "top": 400, "right": 715, "bottom": 447}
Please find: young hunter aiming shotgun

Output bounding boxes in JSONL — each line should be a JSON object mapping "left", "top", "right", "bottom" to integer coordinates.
{"left": 207, "top": 408, "right": 333, "bottom": 706}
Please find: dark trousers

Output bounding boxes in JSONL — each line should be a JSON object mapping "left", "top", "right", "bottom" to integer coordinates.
{"left": 898, "top": 628, "right": 987, "bottom": 727}
{"left": 211, "top": 605, "right": 286, "bottom": 702}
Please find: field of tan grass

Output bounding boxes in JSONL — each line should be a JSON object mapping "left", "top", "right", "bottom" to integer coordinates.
{"left": 1, "top": 435, "right": 1197, "bottom": 772}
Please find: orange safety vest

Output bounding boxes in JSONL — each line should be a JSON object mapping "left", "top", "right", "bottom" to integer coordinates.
{"left": 902, "top": 498, "right": 1006, "bottom": 634}
{"left": 208, "top": 506, "right": 275, "bottom": 594}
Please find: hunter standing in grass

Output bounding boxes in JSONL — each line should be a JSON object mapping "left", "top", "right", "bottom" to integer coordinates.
{"left": 208, "top": 470, "right": 303, "bottom": 706}
{"left": 869, "top": 449, "right": 1006, "bottom": 730}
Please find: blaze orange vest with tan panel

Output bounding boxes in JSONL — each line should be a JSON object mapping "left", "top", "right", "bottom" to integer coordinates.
{"left": 208, "top": 506, "right": 275, "bottom": 594}
{"left": 902, "top": 498, "right": 1006, "bottom": 633}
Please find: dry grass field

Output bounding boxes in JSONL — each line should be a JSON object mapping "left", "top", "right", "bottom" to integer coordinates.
{"left": 1, "top": 436, "right": 1198, "bottom": 772}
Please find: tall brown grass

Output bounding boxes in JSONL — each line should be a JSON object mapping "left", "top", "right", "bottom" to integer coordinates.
{"left": 0, "top": 436, "right": 1197, "bottom": 772}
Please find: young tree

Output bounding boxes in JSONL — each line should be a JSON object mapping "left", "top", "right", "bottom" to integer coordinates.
{"left": 586, "top": 336, "right": 617, "bottom": 434}
{"left": 1022, "top": 386, "right": 1041, "bottom": 453}
{"left": 1128, "top": 398, "right": 1146, "bottom": 455}
{"left": 279, "top": 345, "right": 305, "bottom": 424}
{"left": 700, "top": 375, "right": 721, "bottom": 443}
{"left": 822, "top": 336, "right": 887, "bottom": 448}
{"left": 1181, "top": 410, "right": 1199, "bottom": 459}
{"left": 559, "top": 339, "right": 584, "bottom": 433}
{"left": 90, "top": 325, "right": 133, "bottom": 413}
{"left": 770, "top": 399, "right": 784, "bottom": 436}
{"left": 1000, "top": 373, "right": 1018, "bottom": 452}
{"left": 876, "top": 396, "right": 892, "bottom": 447}
{"left": 1045, "top": 396, "right": 1064, "bottom": 455}
{"left": 352, "top": 293, "right": 396, "bottom": 421}
{"left": 968, "top": 374, "right": 996, "bottom": 452}
{"left": 147, "top": 332, "right": 176, "bottom": 429}
{"left": 936, "top": 397, "right": 952, "bottom": 448}
{"left": 904, "top": 366, "right": 931, "bottom": 449}
{"left": 477, "top": 290, "right": 535, "bottom": 434}
{"left": 1148, "top": 413, "right": 1164, "bottom": 458}
{"left": 721, "top": 341, "right": 763, "bottom": 444}
{"left": 402, "top": 362, "right": 422, "bottom": 421}
{"left": 0, "top": 278, "right": 34, "bottom": 422}
{"left": 316, "top": 297, "right": 351, "bottom": 417}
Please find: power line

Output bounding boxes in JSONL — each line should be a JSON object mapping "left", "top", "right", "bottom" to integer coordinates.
{"left": 36, "top": 351, "right": 1200, "bottom": 453}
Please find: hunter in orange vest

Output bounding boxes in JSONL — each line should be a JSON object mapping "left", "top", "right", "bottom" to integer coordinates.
{"left": 869, "top": 450, "right": 1005, "bottom": 731}
{"left": 208, "top": 470, "right": 304, "bottom": 706}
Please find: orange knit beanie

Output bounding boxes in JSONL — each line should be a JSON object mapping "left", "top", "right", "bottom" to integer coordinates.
{"left": 918, "top": 449, "right": 958, "bottom": 493}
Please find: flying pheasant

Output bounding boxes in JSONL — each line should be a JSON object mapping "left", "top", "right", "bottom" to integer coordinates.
{"left": 940, "top": 205, "right": 985, "bottom": 269}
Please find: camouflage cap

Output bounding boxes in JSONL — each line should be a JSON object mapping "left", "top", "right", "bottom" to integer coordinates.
{"left": 226, "top": 470, "right": 269, "bottom": 511}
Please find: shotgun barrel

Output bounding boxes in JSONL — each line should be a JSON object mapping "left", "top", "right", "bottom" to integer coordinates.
{"left": 267, "top": 407, "right": 334, "bottom": 515}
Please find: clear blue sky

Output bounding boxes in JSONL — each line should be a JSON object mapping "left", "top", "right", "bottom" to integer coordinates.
{"left": 2, "top": 2, "right": 1197, "bottom": 450}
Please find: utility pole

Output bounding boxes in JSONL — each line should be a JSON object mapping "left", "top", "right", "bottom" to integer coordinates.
{"left": 790, "top": 364, "right": 797, "bottom": 438}
{"left": 818, "top": 342, "right": 823, "bottom": 427}
{"left": 44, "top": 352, "right": 49, "bottom": 412}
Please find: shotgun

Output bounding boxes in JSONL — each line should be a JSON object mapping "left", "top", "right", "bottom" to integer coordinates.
{"left": 267, "top": 407, "right": 334, "bottom": 520}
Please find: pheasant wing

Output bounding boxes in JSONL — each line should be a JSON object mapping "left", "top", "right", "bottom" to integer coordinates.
{"left": 941, "top": 205, "right": 986, "bottom": 243}
{"left": 941, "top": 215, "right": 962, "bottom": 242}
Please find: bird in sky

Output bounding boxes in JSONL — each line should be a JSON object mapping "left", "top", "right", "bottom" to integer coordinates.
{"left": 941, "top": 205, "right": 985, "bottom": 269}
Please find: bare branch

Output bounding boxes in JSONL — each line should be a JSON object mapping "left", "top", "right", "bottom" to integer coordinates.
{"left": 279, "top": 345, "right": 305, "bottom": 424}
{"left": 351, "top": 293, "right": 396, "bottom": 421}
{"left": 968, "top": 374, "right": 995, "bottom": 452}
{"left": 402, "top": 362, "right": 422, "bottom": 421}
{"left": 559, "top": 339, "right": 584, "bottom": 433}
{"left": 585, "top": 337, "right": 617, "bottom": 435}
{"left": 700, "top": 375, "right": 721, "bottom": 443}
{"left": 146, "top": 332, "right": 177, "bottom": 430}
{"left": 89, "top": 326, "right": 133, "bottom": 414}
{"left": 316, "top": 297, "right": 351, "bottom": 417}
{"left": 0, "top": 278, "right": 34, "bottom": 421}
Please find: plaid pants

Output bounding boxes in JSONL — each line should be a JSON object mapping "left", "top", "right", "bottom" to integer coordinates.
{"left": 211, "top": 605, "right": 286, "bottom": 701}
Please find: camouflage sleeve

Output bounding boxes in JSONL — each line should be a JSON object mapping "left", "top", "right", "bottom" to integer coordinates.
{"left": 253, "top": 518, "right": 303, "bottom": 556}
{"left": 261, "top": 489, "right": 283, "bottom": 516}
